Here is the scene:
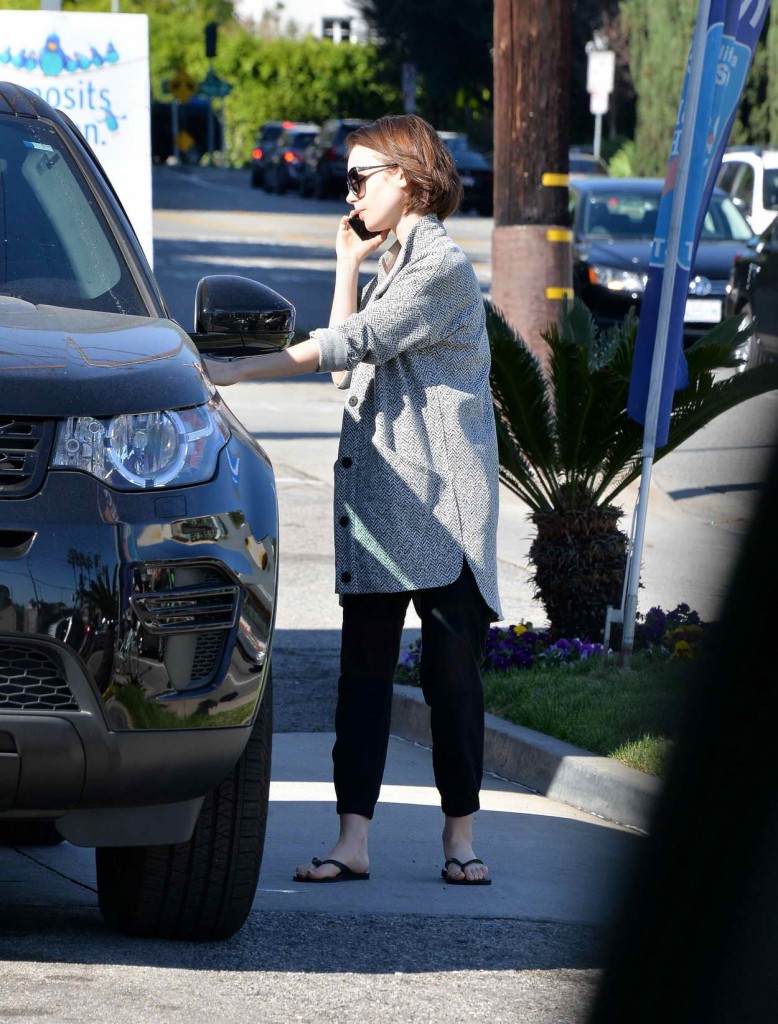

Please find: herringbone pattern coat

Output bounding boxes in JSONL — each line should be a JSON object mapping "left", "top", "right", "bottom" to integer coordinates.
{"left": 314, "top": 215, "right": 501, "bottom": 618}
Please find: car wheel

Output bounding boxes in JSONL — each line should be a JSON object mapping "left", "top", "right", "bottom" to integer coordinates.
{"left": 735, "top": 304, "right": 758, "bottom": 372}
{"left": 250, "top": 170, "right": 262, "bottom": 189}
{"left": 96, "top": 671, "right": 273, "bottom": 941}
{"left": 0, "top": 821, "right": 65, "bottom": 846}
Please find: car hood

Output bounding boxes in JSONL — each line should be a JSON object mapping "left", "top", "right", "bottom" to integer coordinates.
{"left": 576, "top": 237, "right": 748, "bottom": 278}
{"left": 0, "top": 300, "right": 213, "bottom": 417}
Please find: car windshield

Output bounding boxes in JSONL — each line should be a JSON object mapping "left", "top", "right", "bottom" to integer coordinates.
{"left": 0, "top": 117, "right": 147, "bottom": 314}
{"left": 578, "top": 189, "right": 753, "bottom": 242}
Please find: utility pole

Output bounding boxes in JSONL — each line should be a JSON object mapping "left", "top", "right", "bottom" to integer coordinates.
{"left": 492, "top": 0, "right": 573, "bottom": 364}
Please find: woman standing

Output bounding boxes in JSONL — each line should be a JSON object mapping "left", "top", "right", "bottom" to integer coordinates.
{"left": 205, "top": 115, "right": 501, "bottom": 885}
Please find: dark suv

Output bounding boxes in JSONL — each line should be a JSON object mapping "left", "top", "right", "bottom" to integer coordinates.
{"left": 725, "top": 214, "right": 778, "bottom": 370}
{"left": 250, "top": 119, "right": 295, "bottom": 188}
{"left": 263, "top": 122, "right": 320, "bottom": 194}
{"left": 0, "top": 82, "right": 294, "bottom": 940}
{"left": 300, "top": 117, "right": 371, "bottom": 198}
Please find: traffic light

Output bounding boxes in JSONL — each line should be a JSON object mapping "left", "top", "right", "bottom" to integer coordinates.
{"left": 205, "top": 22, "right": 218, "bottom": 59}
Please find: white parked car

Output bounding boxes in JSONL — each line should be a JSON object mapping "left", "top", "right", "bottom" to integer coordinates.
{"left": 716, "top": 148, "right": 778, "bottom": 235}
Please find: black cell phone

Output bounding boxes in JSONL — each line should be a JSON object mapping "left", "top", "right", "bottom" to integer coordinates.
{"left": 348, "top": 214, "right": 381, "bottom": 240}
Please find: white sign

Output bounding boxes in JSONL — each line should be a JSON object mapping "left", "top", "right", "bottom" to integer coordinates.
{"left": 0, "top": 11, "right": 153, "bottom": 265}
{"left": 586, "top": 49, "right": 616, "bottom": 96}
{"left": 590, "top": 91, "right": 610, "bottom": 115}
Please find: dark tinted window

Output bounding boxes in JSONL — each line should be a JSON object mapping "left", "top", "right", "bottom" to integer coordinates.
{"left": 290, "top": 130, "right": 317, "bottom": 147}
{"left": 0, "top": 117, "right": 147, "bottom": 314}
{"left": 259, "top": 124, "right": 284, "bottom": 143}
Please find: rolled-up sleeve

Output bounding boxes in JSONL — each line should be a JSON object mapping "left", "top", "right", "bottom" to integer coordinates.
{"left": 313, "top": 249, "right": 469, "bottom": 374}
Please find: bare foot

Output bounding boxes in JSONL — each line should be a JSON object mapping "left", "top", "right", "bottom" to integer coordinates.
{"left": 442, "top": 814, "right": 489, "bottom": 882}
{"left": 294, "top": 814, "right": 370, "bottom": 881}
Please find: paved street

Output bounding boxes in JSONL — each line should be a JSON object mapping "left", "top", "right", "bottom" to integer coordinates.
{"left": 1, "top": 164, "right": 775, "bottom": 1023}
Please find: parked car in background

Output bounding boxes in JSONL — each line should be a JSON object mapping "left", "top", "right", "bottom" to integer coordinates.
{"left": 263, "top": 122, "right": 320, "bottom": 193}
{"left": 716, "top": 147, "right": 778, "bottom": 235}
{"left": 299, "top": 117, "right": 371, "bottom": 198}
{"left": 250, "top": 119, "right": 295, "bottom": 188}
{"left": 725, "top": 214, "right": 778, "bottom": 370}
{"left": 0, "top": 81, "right": 293, "bottom": 941}
{"left": 571, "top": 177, "right": 753, "bottom": 338}
{"left": 437, "top": 132, "right": 493, "bottom": 216}
{"left": 569, "top": 147, "right": 609, "bottom": 176}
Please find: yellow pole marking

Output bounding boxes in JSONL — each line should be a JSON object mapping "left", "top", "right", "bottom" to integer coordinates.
{"left": 541, "top": 173, "right": 569, "bottom": 187}
{"left": 546, "top": 229, "right": 573, "bottom": 242}
{"left": 546, "top": 287, "right": 574, "bottom": 300}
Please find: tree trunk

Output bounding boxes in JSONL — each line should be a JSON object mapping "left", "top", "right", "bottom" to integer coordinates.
{"left": 492, "top": 0, "right": 573, "bottom": 364}
{"left": 529, "top": 506, "right": 627, "bottom": 640}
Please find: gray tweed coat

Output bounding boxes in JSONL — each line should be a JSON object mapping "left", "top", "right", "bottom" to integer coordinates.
{"left": 313, "top": 214, "right": 501, "bottom": 619}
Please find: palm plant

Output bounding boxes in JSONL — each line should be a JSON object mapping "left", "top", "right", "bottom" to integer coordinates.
{"left": 488, "top": 299, "right": 778, "bottom": 639}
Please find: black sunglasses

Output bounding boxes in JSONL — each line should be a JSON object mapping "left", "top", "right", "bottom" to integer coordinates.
{"left": 346, "top": 163, "right": 396, "bottom": 198}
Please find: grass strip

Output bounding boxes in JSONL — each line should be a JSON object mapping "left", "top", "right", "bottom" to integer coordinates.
{"left": 482, "top": 653, "right": 691, "bottom": 776}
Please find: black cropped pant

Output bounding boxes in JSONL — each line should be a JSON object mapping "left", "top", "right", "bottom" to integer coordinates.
{"left": 333, "top": 561, "right": 492, "bottom": 820}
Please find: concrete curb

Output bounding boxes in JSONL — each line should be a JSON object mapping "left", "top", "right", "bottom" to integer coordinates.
{"left": 390, "top": 684, "right": 661, "bottom": 832}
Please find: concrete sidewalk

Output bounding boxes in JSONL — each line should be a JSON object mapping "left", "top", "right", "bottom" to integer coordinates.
{"left": 0, "top": 731, "right": 642, "bottom": 931}
{"left": 391, "top": 685, "right": 660, "bottom": 833}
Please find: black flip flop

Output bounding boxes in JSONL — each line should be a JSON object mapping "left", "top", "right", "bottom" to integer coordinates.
{"left": 441, "top": 857, "right": 492, "bottom": 885}
{"left": 293, "top": 857, "right": 370, "bottom": 883}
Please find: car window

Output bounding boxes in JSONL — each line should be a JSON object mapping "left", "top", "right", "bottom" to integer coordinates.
{"left": 717, "top": 162, "right": 740, "bottom": 192}
{"left": 291, "top": 130, "right": 317, "bottom": 147}
{"left": 579, "top": 191, "right": 660, "bottom": 237}
{"left": 700, "top": 196, "right": 753, "bottom": 241}
{"left": 260, "top": 124, "right": 283, "bottom": 143}
{"left": 763, "top": 168, "right": 778, "bottom": 210}
{"left": 578, "top": 189, "right": 752, "bottom": 242}
{"left": 733, "top": 164, "right": 754, "bottom": 208}
{"left": 0, "top": 117, "right": 147, "bottom": 314}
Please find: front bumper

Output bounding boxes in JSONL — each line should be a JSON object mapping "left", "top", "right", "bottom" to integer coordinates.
{"left": 0, "top": 428, "right": 278, "bottom": 840}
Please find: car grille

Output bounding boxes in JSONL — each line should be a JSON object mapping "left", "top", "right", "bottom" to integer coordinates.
{"left": 0, "top": 643, "right": 79, "bottom": 711}
{"left": 191, "top": 631, "right": 225, "bottom": 685}
{"left": 0, "top": 418, "right": 55, "bottom": 498}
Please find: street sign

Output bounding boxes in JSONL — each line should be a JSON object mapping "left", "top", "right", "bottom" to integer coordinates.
{"left": 199, "top": 68, "right": 232, "bottom": 98}
{"left": 586, "top": 49, "right": 615, "bottom": 96}
{"left": 590, "top": 91, "right": 610, "bottom": 115}
{"left": 168, "top": 68, "right": 198, "bottom": 104}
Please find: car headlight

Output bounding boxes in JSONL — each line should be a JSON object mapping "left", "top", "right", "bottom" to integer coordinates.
{"left": 588, "top": 265, "right": 648, "bottom": 292}
{"left": 51, "top": 400, "right": 230, "bottom": 490}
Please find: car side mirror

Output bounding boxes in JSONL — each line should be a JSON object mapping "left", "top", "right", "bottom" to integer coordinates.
{"left": 190, "top": 275, "right": 296, "bottom": 357}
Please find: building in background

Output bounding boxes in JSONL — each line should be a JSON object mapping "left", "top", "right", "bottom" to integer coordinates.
{"left": 233, "top": 0, "right": 369, "bottom": 42}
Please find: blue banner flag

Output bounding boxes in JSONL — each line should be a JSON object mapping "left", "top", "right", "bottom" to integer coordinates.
{"left": 627, "top": 0, "right": 769, "bottom": 447}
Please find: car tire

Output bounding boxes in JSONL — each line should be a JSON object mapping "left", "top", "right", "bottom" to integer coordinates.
{"left": 735, "top": 304, "right": 758, "bottom": 372}
{"left": 0, "top": 821, "right": 65, "bottom": 846}
{"left": 95, "top": 671, "right": 273, "bottom": 941}
{"left": 250, "top": 170, "right": 262, "bottom": 189}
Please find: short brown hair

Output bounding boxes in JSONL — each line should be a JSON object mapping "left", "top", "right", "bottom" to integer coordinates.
{"left": 345, "top": 115, "right": 463, "bottom": 221}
